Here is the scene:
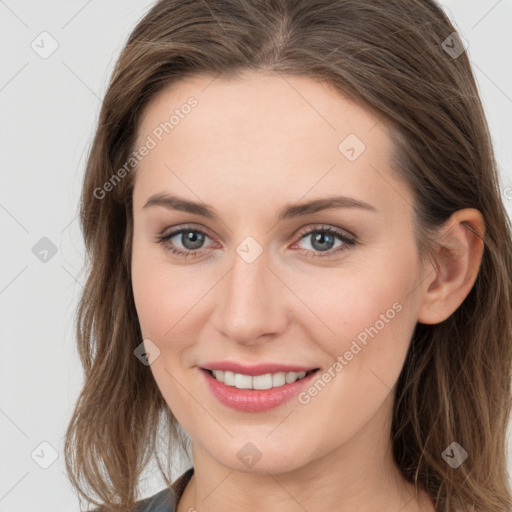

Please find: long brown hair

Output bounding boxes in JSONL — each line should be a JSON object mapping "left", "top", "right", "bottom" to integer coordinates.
{"left": 64, "top": 1, "right": 512, "bottom": 510}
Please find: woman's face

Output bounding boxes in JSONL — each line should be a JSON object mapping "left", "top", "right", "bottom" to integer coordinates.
{"left": 131, "top": 71, "right": 429, "bottom": 474}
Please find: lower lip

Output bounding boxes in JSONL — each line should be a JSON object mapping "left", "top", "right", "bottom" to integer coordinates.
{"left": 200, "top": 368, "right": 319, "bottom": 412}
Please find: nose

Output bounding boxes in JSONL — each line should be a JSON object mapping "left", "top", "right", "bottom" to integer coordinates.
{"left": 212, "top": 246, "right": 290, "bottom": 345}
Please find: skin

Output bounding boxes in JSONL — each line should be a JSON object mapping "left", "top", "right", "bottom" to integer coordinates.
{"left": 130, "top": 71, "right": 485, "bottom": 512}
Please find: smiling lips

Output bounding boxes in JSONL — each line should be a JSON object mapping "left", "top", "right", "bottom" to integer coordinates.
{"left": 199, "top": 361, "right": 320, "bottom": 412}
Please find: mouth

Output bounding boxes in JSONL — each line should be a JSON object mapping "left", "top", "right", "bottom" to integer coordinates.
{"left": 201, "top": 368, "right": 320, "bottom": 390}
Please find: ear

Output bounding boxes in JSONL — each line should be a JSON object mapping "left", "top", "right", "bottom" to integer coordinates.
{"left": 417, "top": 208, "right": 486, "bottom": 325}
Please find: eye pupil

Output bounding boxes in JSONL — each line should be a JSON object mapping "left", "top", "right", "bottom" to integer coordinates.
{"left": 182, "top": 231, "right": 204, "bottom": 250}
{"left": 311, "top": 232, "right": 334, "bottom": 252}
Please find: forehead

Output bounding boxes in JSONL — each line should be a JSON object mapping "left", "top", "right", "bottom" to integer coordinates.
{"left": 136, "top": 70, "right": 386, "bottom": 151}
{"left": 132, "top": 71, "right": 411, "bottom": 220}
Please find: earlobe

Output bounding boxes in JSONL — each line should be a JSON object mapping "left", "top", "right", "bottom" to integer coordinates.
{"left": 417, "top": 208, "right": 486, "bottom": 325}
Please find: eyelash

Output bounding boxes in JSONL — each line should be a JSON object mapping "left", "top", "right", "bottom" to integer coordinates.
{"left": 156, "top": 224, "right": 357, "bottom": 260}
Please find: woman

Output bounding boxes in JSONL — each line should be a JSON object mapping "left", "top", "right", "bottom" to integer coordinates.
{"left": 64, "top": 1, "right": 512, "bottom": 511}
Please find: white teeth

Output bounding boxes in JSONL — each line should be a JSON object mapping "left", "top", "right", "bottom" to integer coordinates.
{"left": 223, "top": 370, "right": 235, "bottom": 386}
{"left": 252, "top": 373, "right": 272, "bottom": 390}
{"left": 272, "top": 372, "right": 286, "bottom": 387}
{"left": 234, "top": 373, "right": 252, "bottom": 389}
{"left": 211, "top": 369, "right": 309, "bottom": 389}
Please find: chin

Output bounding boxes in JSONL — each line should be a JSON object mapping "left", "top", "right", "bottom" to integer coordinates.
{"left": 201, "top": 435, "right": 316, "bottom": 475}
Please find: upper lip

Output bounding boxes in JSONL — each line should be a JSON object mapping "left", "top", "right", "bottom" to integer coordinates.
{"left": 200, "top": 361, "right": 320, "bottom": 376}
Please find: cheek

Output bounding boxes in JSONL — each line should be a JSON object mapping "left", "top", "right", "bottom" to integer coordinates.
{"left": 291, "top": 252, "right": 420, "bottom": 392}
{"left": 287, "top": 271, "right": 418, "bottom": 442}
{"left": 131, "top": 242, "right": 213, "bottom": 346}
{"left": 131, "top": 246, "right": 164, "bottom": 338}
{"left": 297, "top": 260, "right": 415, "bottom": 340}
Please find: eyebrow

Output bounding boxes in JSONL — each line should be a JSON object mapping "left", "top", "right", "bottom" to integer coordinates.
{"left": 142, "top": 193, "right": 377, "bottom": 221}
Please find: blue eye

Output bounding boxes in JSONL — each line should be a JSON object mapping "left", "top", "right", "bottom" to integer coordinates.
{"left": 293, "top": 225, "right": 357, "bottom": 258}
{"left": 156, "top": 224, "right": 357, "bottom": 260}
{"left": 157, "top": 227, "right": 213, "bottom": 259}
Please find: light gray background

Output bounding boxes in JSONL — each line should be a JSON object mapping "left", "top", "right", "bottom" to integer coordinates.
{"left": 1, "top": 1, "right": 511, "bottom": 510}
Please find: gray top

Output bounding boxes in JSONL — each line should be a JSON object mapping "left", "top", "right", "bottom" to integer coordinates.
{"left": 132, "top": 468, "right": 194, "bottom": 512}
